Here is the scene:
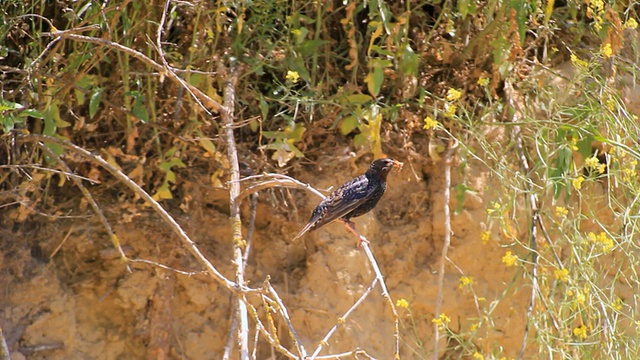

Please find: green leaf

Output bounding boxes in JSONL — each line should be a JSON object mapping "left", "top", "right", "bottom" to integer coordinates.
{"left": 454, "top": 184, "right": 473, "bottom": 213}
{"left": 261, "top": 131, "right": 280, "bottom": 139}
{"left": 577, "top": 135, "right": 594, "bottom": 160}
{"left": 353, "top": 133, "right": 368, "bottom": 147}
{"left": 0, "top": 99, "right": 22, "bottom": 111}
{"left": 158, "top": 157, "right": 187, "bottom": 172}
{"left": 1, "top": 114, "right": 17, "bottom": 133}
{"left": 19, "top": 109, "right": 44, "bottom": 119}
{"left": 259, "top": 96, "right": 269, "bottom": 121}
{"left": 345, "top": 94, "right": 373, "bottom": 105}
{"left": 549, "top": 147, "right": 572, "bottom": 199}
{"left": 299, "top": 39, "right": 328, "bottom": 57}
{"left": 126, "top": 91, "right": 150, "bottom": 123}
{"left": 401, "top": 45, "right": 419, "bottom": 76}
{"left": 152, "top": 180, "right": 173, "bottom": 201}
{"left": 366, "top": 67, "right": 384, "bottom": 97}
{"left": 286, "top": 55, "right": 311, "bottom": 83}
{"left": 459, "top": 0, "right": 470, "bottom": 18}
{"left": 340, "top": 116, "right": 360, "bottom": 135}
{"left": 293, "top": 27, "right": 309, "bottom": 45}
{"left": 43, "top": 108, "right": 58, "bottom": 136}
{"left": 370, "top": 58, "right": 393, "bottom": 68}
{"left": 74, "top": 75, "right": 95, "bottom": 105}
{"left": 89, "top": 87, "right": 103, "bottom": 118}
{"left": 289, "top": 123, "right": 306, "bottom": 141}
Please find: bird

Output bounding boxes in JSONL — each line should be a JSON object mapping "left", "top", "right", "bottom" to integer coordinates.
{"left": 293, "top": 158, "right": 403, "bottom": 244}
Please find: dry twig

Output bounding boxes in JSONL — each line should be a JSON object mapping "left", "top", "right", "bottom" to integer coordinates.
{"left": 433, "top": 142, "right": 454, "bottom": 359}
{"left": 41, "top": 31, "right": 221, "bottom": 114}
{"left": 0, "top": 326, "right": 10, "bottom": 360}
{"left": 221, "top": 64, "right": 251, "bottom": 358}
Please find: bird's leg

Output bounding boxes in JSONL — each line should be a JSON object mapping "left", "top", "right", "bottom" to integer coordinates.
{"left": 342, "top": 219, "right": 370, "bottom": 247}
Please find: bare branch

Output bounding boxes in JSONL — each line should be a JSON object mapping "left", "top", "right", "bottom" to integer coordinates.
{"left": 0, "top": 326, "right": 10, "bottom": 360}
{"left": 17, "top": 134, "right": 239, "bottom": 292}
{"left": 266, "top": 282, "right": 307, "bottom": 358}
{"left": 434, "top": 141, "right": 455, "bottom": 359}
{"left": 221, "top": 65, "right": 250, "bottom": 358}
{"left": 33, "top": 142, "right": 128, "bottom": 263}
{"left": 42, "top": 31, "right": 221, "bottom": 114}
{"left": 310, "top": 278, "right": 378, "bottom": 359}
{"left": 236, "top": 173, "right": 327, "bottom": 204}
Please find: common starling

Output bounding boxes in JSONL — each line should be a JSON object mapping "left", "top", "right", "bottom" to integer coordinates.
{"left": 293, "top": 158, "right": 403, "bottom": 243}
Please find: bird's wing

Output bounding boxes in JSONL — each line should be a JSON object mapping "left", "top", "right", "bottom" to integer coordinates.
{"left": 293, "top": 175, "right": 375, "bottom": 241}
{"left": 311, "top": 175, "right": 374, "bottom": 227}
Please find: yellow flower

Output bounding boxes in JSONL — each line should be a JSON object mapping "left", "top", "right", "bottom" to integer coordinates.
{"left": 625, "top": 18, "right": 638, "bottom": 29}
{"left": 555, "top": 206, "right": 568, "bottom": 217}
{"left": 622, "top": 161, "right": 637, "bottom": 182}
{"left": 432, "top": 313, "right": 451, "bottom": 328}
{"left": 593, "top": 18, "right": 603, "bottom": 31}
{"left": 570, "top": 137, "right": 579, "bottom": 151}
{"left": 589, "top": 231, "right": 614, "bottom": 253}
{"left": 554, "top": 268, "right": 569, "bottom": 282}
{"left": 446, "top": 88, "right": 462, "bottom": 101}
{"left": 589, "top": 0, "right": 604, "bottom": 13}
{"left": 459, "top": 276, "right": 474, "bottom": 288}
{"left": 584, "top": 156, "right": 605, "bottom": 174}
{"left": 570, "top": 54, "right": 588, "bottom": 69}
{"left": 470, "top": 323, "right": 479, "bottom": 331}
{"left": 574, "top": 290, "right": 586, "bottom": 305}
{"left": 477, "top": 77, "right": 489, "bottom": 87}
{"left": 622, "top": 168, "right": 636, "bottom": 182}
{"left": 605, "top": 98, "right": 616, "bottom": 111}
{"left": 584, "top": 156, "right": 599, "bottom": 169}
{"left": 487, "top": 202, "right": 501, "bottom": 214}
{"left": 572, "top": 176, "right": 584, "bottom": 190}
{"left": 573, "top": 325, "right": 588, "bottom": 339}
{"left": 602, "top": 43, "right": 613, "bottom": 58}
{"left": 444, "top": 104, "right": 457, "bottom": 118}
{"left": 502, "top": 251, "right": 518, "bottom": 267}
{"left": 473, "top": 352, "right": 484, "bottom": 360}
{"left": 286, "top": 70, "right": 300, "bottom": 84}
{"left": 480, "top": 231, "right": 490, "bottom": 245}
{"left": 396, "top": 298, "right": 409, "bottom": 309}
{"left": 612, "top": 298, "right": 623, "bottom": 311}
{"left": 423, "top": 116, "right": 439, "bottom": 130}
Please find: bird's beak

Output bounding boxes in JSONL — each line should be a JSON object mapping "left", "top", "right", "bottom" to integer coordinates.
{"left": 392, "top": 160, "right": 403, "bottom": 172}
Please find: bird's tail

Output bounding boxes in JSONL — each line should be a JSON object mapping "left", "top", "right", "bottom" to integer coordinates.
{"left": 292, "top": 223, "right": 314, "bottom": 241}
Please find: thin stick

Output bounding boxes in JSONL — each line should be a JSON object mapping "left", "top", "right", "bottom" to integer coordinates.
{"left": 434, "top": 144, "right": 454, "bottom": 360}
{"left": 0, "top": 326, "right": 10, "bottom": 360}
{"left": 0, "top": 164, "right": 100, "bottom": 184}
{"left": 221, "top": 65, "right": 250, "bottom": 359}
{"left": 237, "top": 174, "right": 327, "bottom": 203}
{"left": 49, "top": 225, "right": 75, "bottom": 260}
{"left": 310, "top": 279, "right": 378, "bottom": 359}
{"left": 34, "top": 143, "right": 128, "bottom": 262}
{"left": 42, "top": 31, "right": 221, "bottom": 114}
{"left": 266, "top": 282, "right": 307, "bottom": 358}
{"left": 243, "top": 296, "right": 299, "bottom": 358}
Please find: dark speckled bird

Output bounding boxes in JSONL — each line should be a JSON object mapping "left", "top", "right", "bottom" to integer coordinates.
{"left": 293, "top": 158, "right": 403, "bottom": 242}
